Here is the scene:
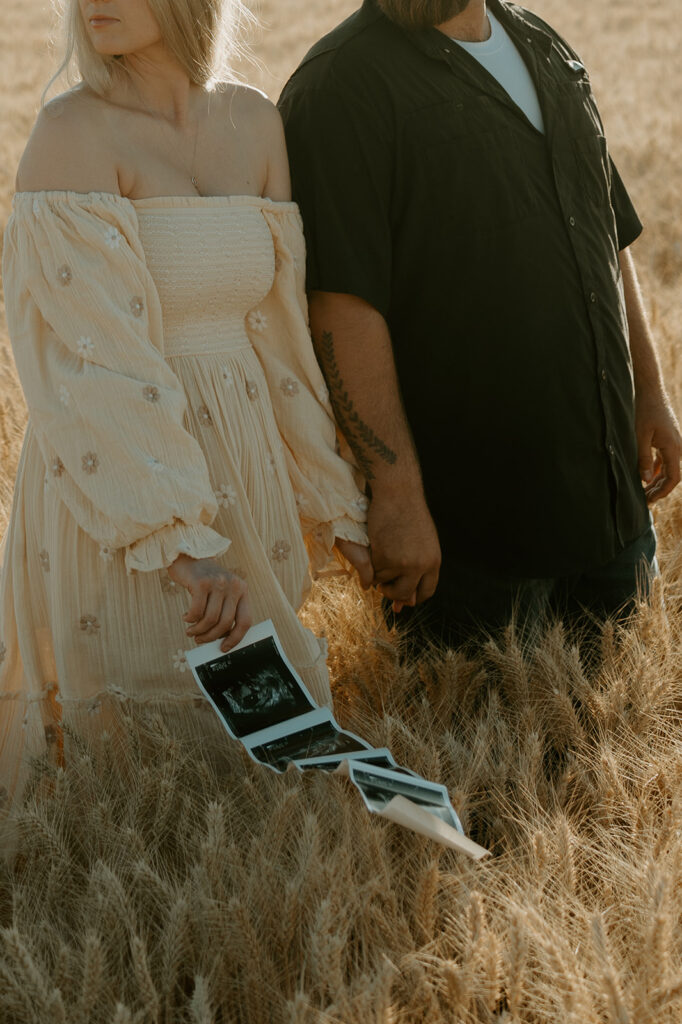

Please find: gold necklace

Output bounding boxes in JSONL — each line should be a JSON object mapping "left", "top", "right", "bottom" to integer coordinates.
{"left": 132, "top": 83, "right": 206, "bottom": 196}
{"left": 188, "top": 107, "right": 202, "bottom": 194}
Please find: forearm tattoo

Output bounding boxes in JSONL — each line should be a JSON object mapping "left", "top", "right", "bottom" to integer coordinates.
{"left": 317, "top": 329, "right": 397, "bottom": 481}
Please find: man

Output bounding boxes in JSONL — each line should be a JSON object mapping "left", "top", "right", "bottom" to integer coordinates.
{"left": 278, "top": 0, "right": 681, "bottom": 642}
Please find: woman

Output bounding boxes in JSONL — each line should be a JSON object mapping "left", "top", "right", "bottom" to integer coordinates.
{"left": 0, "top": 0, "right": 372, "bottom": 810}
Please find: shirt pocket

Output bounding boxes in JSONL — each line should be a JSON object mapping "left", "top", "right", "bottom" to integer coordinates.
{"left": 402, "top": 98, "right": 537, "bottom": 231}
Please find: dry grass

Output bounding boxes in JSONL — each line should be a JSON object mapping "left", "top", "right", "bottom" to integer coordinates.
{"left": 1, "top": 0, "right": 682, "bottom": 1021}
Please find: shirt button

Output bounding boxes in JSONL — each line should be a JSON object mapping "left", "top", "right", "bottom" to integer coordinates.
{"left": 601, "top": 369, "right": 607, "bottom": 381}
{"left": 443, "top": 47, "right": 451, "bottom": 53}
{"left": 568, "top": 215, "right": 576, "bottom": 227}
{"left": 608, "top": 444, "right": 615, "bottom": 456}
{"left": 590, "top": 292, "right": 598, "bottom": 303}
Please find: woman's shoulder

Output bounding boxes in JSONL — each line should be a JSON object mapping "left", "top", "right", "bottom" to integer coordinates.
{"left": 213, "top": 84, "right": 290, "bottom": 200}
{"left": 211, "top": 82, "right": 284, "bottom": 139}
{"left": 16, "top": 85, "right": 119, "bottom": 195}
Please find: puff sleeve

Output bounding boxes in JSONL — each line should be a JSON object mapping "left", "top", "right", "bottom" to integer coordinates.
{"left": 2, "top": 191, "right": 230, "bottom": 573}
{"left": 245, "top": 203, "right": 368, "bottom": 572}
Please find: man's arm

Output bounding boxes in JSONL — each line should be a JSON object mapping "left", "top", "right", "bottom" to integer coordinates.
{"left": 308, "top": 291, "right": 441, "bottom": 609}
{"left": 620, "top": 247, "right": 681, "bottom": 502}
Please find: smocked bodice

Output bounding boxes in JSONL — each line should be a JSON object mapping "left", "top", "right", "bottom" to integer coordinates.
{"left": 134, "top": 196, "right": 276, "bottom": 358}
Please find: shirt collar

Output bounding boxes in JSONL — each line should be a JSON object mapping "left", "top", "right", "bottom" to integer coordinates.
{"left": 393, "top": 0, "right": 553, "bottom": 63}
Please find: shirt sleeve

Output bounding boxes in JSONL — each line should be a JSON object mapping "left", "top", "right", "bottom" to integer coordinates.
{"left": 2, "top": 191, "right": 230, "bottom": 574}
{"left": 609, "top": 157, "right": 643, "bottom": 251}
{"left": 279, "top": 81, "right": 394, "bottom": 318}
{"left": 245, "top": 203, "right": 368, "bottom": 573}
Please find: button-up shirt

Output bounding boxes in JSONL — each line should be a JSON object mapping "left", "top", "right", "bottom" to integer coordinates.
{"left": 279, "top": 0, "right": 649, "bottom": 577}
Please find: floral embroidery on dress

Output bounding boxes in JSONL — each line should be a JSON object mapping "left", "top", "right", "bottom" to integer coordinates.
{"left": 0, "top": 641, "right": 6, "bottom": 666}
{"left": 245, "top": 380, "right": 259, "bottom": 402}
{"left": 353, "top": 494, "right": 370, "bottom": 513}
{"left": 88, "top": 700, "right": 102, "bottom": 715}
{"left": 39, "top": 549, "right": 50, "bottom": 572}
{"left": 146, "top": 456, "right": 164, "bottom": 473}
{"left": 173, "top": 649, "right": 189, "bottom": 673}
{"left": 161, "top": 574, "right": 180, "bottom": 595}
{"left": 271, "top": 539, "right": 291, "bottom": 562}
{"left": 99, "top": 545, "right": 115, "bottom": 563}
{"left": 221, "top": 367, "right": 234, "bottom": 386}
{"left": 44, "top": 724, "right": 58, "bottom": 745}
{"left": 215, "top": 484, "right": 237, "bottom": 508}
{"left": 197, "top": 405, "right": 213, "bottom": 426}
{"left": 82, "top": 451, "right": 99, "bottom": 474}
{"left": 57, "top": 264, "right": 72, "bottom": 286}
{"left": 280, "top": 377, "right": 299, "bottom": 398}
{"left": 130, "top": 296, "right": 145, "bottom": 318}
{"left": 246, "top": 310, "right": 268, "bottom": 333}
{"left": 143, "top": 385, "right": 160, "bottom": 403}
{"left": 51, "top": 457, "right": 65, "bottom": 478}
{"left": 79, "top": 614, "right": 100, "bottom": 635}
{"left": 104, "top": 226, "right": 122, "bottom": 249}
{"left": 77, "top": 336, "right": 94, "bottom": 357}
{"left": 58, "top": 384, "right": 70, "bottom": 406}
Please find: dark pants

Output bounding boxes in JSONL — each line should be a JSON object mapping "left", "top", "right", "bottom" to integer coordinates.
{"left": 388, "top": 519, "right": 658, "bottom": 649}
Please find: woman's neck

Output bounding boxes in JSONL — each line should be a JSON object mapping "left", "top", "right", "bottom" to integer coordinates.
{"left": 112, "top": 47, "right": 199, "bottom": 128}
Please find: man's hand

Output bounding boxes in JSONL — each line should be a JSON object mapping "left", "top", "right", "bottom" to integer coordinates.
{"left": 620, "top": 246, "right": 681, "bottom": 504}
{"left": 636, "top": 394, "right": 682, "bottom": 503}
{"left": 368, "top": 490, "right": 441, "bottom": 612}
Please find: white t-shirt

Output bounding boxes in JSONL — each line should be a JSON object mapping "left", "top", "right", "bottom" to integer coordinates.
{"left": 451, "top": 10, "right": 545, "bottom": 134}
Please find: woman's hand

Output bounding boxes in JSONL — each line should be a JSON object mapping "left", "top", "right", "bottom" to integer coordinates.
{"left": 334, "top": 538, "right": 374, "bottom": 590}
{"left": 168, "top": 555, "right": 252, "bottom": 652}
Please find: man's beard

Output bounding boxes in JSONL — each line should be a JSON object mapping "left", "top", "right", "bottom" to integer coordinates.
{"left": 376, "top": 0, "right": 473, "bottom": 30}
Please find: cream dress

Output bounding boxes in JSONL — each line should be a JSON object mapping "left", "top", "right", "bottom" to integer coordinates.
{"left": 0, "top": 190, "right": 368, "bottom": 809}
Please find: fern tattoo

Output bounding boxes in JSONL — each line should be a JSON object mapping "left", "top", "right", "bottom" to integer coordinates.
{"left": 317, "top": 330, "right": 397, "bottom": 481}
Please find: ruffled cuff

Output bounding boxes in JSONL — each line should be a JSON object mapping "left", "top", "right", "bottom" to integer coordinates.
{"left": 304, "top": 516, "right": 369, "bottom": 576}
{"left": 124, "top": 522, "right": 231, "bottom": 574}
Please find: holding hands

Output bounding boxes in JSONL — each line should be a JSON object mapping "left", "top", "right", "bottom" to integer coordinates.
{"left": 335, "top": 489, "right": 441, "bottom": 612}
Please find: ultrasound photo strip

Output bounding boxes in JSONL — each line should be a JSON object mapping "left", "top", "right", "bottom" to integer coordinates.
{"left": 186, "top": 621, "right": 371, "bottom": 772}
{"left": 187, "top": 623, "right": 316, "bottom": 741}
{"left": 348, "top": 761, "right": 464, "bottom": 833}
{"left": 292, "top": 747, "right": 398, "bottom": 772}
{"left": 185, "top": 620, "right": 489, "bottom": 859}
{"left": 345, "top": 761, "right": 489, "bottom": 860}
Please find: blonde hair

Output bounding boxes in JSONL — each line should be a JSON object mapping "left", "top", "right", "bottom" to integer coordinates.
{"left": 45, "top": 0, "right": 255, "bottom": 99}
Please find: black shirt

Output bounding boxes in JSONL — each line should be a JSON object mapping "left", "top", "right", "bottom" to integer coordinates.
{"left": 278, "top": 0, "right": 649, "bottom": 577}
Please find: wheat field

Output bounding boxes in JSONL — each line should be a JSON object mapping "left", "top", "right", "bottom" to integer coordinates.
{"left": 1, "top": 1, "right": 682, "bottom": 1021}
